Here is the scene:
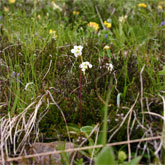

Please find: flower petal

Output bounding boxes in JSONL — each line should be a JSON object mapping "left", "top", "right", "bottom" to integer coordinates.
{"left": 89, "top": 64, "right": 92, "bottom": 68}
{"left": 71, "top": 49, "right": 75, "bottom": 53}
{"left": 74, "top": 45, "right": 78, "bottom": 49}
{"left": 82, "top": 68, "right": 85, "bottom": 72}
{"left": 78, "top": 46, "right": 83, "bottom": 51}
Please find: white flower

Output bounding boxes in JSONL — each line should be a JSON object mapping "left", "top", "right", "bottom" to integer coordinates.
{"left": 79, "top": 61, "right": 92, "bottom": 73}
{"left": 119, "top": 15, "right": 128, "bottom": 23}
{"left": 52, "top": 1, "right": 62, "bottom": 11}
{"left": 103, "top": 45, "right": 110, "bottom": 50}
{"left": 105, "top": 63, "right": 113, "bottom": 72}
{"left": 71, "top": 45, "right": 83, "bottom": 58}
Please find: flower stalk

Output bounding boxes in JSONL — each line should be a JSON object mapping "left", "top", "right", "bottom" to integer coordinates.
{"left": 79, "top": 68, "right": 82, "bottom": 125}
{"left": 71, "top": 45, "right": 92, "bottom": 125}
{"left": 78, "top": 55, "right": 83, "bottom": 125}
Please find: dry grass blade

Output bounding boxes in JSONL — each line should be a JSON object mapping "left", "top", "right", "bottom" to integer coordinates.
{"left": 140, "top": 65, "right": 145, "bottom": 125}
{"left": 1, "top": 136, "right": 161, "bottom": 163}
{"left": 90, "top": 126, "right": 100, "bottom": 165}
{"left": 42, "top": 59, "right": 52, "bottom": 80}
{"left": 0, "top": 93, "right": 48, "bottom": 165}
{"left": 16, "top": 93, "right": 46, "bottom": 153}
{"left": 108, "top": 93, "right": 139, "bottom": 142}
{"left": 142, "top": 112, "right": 165, "bottom": 121}
{"left": 47, "top": 90, "right": 71, "bottom": 142}
{"left": 159, "top": 95, "right": 165, "bottom": 149}
{"left": 70, "top": 123, "right": 99, "bottom": 165}
{"left": 127, "top": 107, "right": 133, "bottom": 161}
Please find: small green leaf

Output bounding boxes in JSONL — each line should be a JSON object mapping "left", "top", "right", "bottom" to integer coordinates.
{"left": 95, "top": 147, "right": 116, "bottom": 165}
{"left": 117, "top": 93, "right": 121, "bottom": 108}
{"left": 80, "top": 126, "right": 93, "bottom": 135}
{"left": 159, "top": 66, "right": 165, "bottom": 75}
{"left": 126, "top": 156, "right": 141, "bottom": 165}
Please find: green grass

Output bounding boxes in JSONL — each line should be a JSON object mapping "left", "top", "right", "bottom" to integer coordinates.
{"left": 0, "top": 0, "right": 164, "bottom": 164}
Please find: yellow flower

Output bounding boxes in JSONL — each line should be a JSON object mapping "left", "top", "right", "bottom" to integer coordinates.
{"left": 8, "top": 0, "right": 16, "bottom": 4}
{"left": 104, "top": 21, "right": 112, "bottom": 29}
{"left": 159, "top": 1, "right": 165, "bottom": 5}
{"left": 158, "top": 5, "right": 163, "bottom": 10}
{"left": 103, "top": 45, "right": 110, "bottom": 50}
{"left": 73, "top": 11, "right": 79, "bottom": 15}
{"left": 138, "top": 3, "right": 147, "bottom": 8}
{"left": 4, "top": 7, "right": 9, "bottom": 12}
{"left": 87, "top": 22, "right": 99, "bottom": 32}
{"left": 49, "top": 29, "right": 57, "bottom": 38}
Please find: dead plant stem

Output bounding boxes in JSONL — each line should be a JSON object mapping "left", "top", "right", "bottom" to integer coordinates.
{"left": 2, "top": 136, "right": 162, "bottom": 163}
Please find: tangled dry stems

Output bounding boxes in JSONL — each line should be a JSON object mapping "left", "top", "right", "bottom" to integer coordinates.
{"left": 0, "top": 90, "right": 71, "bottom": 165}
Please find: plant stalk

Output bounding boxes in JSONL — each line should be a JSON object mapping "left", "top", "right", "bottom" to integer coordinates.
{"left": 79, "top": 69, "right": 82, "bottom": 125}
